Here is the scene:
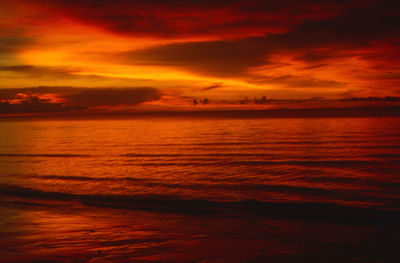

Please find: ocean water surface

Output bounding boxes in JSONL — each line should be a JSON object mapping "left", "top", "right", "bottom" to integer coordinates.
{"left": 0, "top": 115, "right": 399, "bottom": 262}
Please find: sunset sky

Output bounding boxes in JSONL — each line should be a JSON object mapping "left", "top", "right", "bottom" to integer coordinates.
{"left": 0, "top": 0, "right": 399, "bottom": 112}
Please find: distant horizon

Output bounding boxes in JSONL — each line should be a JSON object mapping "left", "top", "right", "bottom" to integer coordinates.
{"left": 2, "top": 103, "right": 399, "bottom": 119}
{"left": 1, "top": 86, "right": 400, "bottom": 116}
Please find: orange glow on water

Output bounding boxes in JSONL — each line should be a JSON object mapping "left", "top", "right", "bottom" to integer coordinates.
{"left": 1, "top": 116, "right": 399, "bottom": 261}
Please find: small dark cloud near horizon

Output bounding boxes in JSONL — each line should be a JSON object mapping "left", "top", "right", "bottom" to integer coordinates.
{"left": 201, "top": 83, "right": 223, "bottom": 92}
{"left": 0, "top": 86, "right": 161, "bottom": 114}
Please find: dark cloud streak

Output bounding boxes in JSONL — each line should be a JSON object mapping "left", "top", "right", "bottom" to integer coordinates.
{"left": 120, "top": 0, "right": 400, "bottom": 85}
{"left": 25, "top": 0, "right": 364, "bottom": 38}
{"left": 0, "top": 87, "right": 162, "bottom": 114}
{"left": 65, "top": 87, "right": 161, "bottom": 107}
{"left": 201, "top": 83, "right": 223, "bottom": 91}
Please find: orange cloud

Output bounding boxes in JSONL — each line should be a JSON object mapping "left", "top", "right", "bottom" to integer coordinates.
{"left": 0, "top": 0, "right": 399, "bottom": 107}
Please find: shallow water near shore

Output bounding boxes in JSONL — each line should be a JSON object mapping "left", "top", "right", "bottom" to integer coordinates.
{"left": 1, "top": 116, "right": 399, "bottom": 262}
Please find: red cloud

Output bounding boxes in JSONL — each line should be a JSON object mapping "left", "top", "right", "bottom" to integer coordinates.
{"left": 17, "top": 0, "right": 360, "bottom": 39}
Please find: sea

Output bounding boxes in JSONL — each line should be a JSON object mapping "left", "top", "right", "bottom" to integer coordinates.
{"left": 0, "top": 114, "right": 399, "bottom": 262}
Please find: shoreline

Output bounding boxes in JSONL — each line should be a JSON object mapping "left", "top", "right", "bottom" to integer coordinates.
{"left": 1, "top": 106, "right": 400, "bottom": 120}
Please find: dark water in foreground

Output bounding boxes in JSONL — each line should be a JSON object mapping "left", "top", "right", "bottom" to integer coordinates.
{"left": 0, "top": 116, "right": 399, "bottom": 262}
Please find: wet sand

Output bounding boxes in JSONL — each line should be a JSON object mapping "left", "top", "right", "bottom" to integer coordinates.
{"left": 1, "top": 198, "right": 399, "bottom": 263}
